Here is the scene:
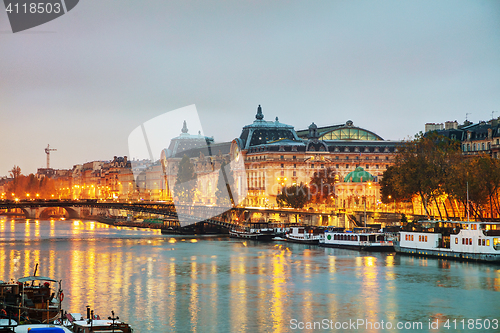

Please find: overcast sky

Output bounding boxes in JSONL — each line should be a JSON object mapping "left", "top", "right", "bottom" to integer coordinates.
{"left": 1, "top": 0, "right": 499, "bottom": 176}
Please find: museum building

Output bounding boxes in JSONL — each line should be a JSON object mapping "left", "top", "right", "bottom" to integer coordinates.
{"left": 162, "top": 106, "right": 401, "bottom": 208}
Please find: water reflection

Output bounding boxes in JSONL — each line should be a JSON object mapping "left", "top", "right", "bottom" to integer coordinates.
{"left": 0, "top": 219, "right": 499, "bottom": 332}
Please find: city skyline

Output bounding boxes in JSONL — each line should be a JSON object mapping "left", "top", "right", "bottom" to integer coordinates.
{"left": 1, "top": 0, "right": 499, "bottom": 176}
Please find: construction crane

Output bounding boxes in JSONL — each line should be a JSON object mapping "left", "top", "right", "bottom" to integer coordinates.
{"left": 45, "top": 144, "right": 57, "bottom": 169}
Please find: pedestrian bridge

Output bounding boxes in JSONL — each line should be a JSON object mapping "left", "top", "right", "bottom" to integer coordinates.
{"left": 0, "top": 200, "right": 238, "bottom": 229}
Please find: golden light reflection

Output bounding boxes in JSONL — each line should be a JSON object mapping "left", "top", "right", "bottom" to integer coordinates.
{"left": 10, "top": 220, "right": 15, "bottom": 241}
{"left": 34, "top": 220, "right": 40, "bottom": 239}
{"left": 167, "top": 262, "right": 177, "bottom": 329}
{"left": 359, "top": 256, "right": 379, "bottom": 323}
{"left": 230, "top": 255, "right": 247, "bottom": 332}
{"left": 189, "top": 260, "right": 199, "bottom": 331}
{"left": 267, "top": 244, "right": 292, "bottom": 332}
{"left": 190, "top": 239, "right": 198, "bottom": 243}
{"left": 50, "top": 220, "right": 56, "bottom": 238}
{"left": 24, "top": 220, "right": 30, "bottom": 239}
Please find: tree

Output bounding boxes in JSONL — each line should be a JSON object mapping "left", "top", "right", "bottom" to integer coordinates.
{"left": 276, "top": 183, "right": 310, "bottom": 209}
{"left": 174, "top": 155, "right": 197, "bottom": 203}
{"left": 309, "top": 167, "right": 337, "bottom": 205}
{"left": 215, "top": 160, "right": 235, "bottom": 207}
{"left": 381, "top": 132, "right": 461, "bottom": 219}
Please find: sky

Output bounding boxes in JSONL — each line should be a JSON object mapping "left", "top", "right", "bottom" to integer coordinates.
{"left": 1, "top": 0, "right": 499, "bottom": 176}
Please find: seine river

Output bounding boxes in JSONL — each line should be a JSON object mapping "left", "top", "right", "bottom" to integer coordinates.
{"left": 0, "top": 218, "right": 499, "bottom": 332}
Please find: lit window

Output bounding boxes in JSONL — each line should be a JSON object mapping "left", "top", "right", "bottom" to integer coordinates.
{"left": 455, "top": 238, "right": 458, "bottom": 244}
{"left": 487, "top": 239, "right": 490, "bottom": 246}
{"left": 425, "top": 236, "right": 427, "bottom": 242}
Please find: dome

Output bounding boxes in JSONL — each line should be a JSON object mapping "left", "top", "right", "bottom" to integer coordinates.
{"left": 344, "top": 167, "right": 374, "bottom": 182}
{"left": 238, "top": 105, "right": 300, "bottom": 150}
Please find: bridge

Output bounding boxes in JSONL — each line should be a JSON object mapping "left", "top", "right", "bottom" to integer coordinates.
{"left": 0, "top": 200, "right": 408, "bottom": 230}
{"left": 0, "top": 200, "right": 243, "bottom": 230}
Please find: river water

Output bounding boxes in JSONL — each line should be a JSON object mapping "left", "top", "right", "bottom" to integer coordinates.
{"left": 0, "top": 217, "right": 498, "bottom": 332}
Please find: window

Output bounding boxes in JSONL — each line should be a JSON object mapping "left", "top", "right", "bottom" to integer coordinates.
{"left": 487, "top": 239, "right": 490, "bottom": 246}
{"left": 346, "top": 164, "right": 349, "bottom": 169}
{"left": 455, "top": 238, "right": 458, "bottom": 244}
{"left": 293, "top": 155, "right": 296, "bottom": 160}
{"left": 336, "top": 164, "right": 339, "bottom": 168}
{"left": 483, "top": 239, "right": 486, "bottom": 246}
{"left": 281, "top": 163, "right": 284, "bottom": 168}
{"left": 462, "top": 238, "right": 465, "bottom": 245}
{"left": 321, "top": 164, "right": 324, "bottom": 168}
{"left": 280, "top": 155, "right": 284, "bottom": 160}
{"left": 425, "top": 236, "right": 427, "bottom": 242}
{"left": 366, "top": 165, "right": 369, "bottom": 169}
{"left": 293, "top": 171, "right": 296, "bottom": 177}
{"left": 294, "top": 164, "right": 296, "bottom": 168}
{"left": 478, "top": 239, "right": 482, "bottom": 246}
{"left": 311, "top": 164, "right": 314, "bottom": 168}
{"left": 376, "top": 165, "right": 379, "bottom": 169}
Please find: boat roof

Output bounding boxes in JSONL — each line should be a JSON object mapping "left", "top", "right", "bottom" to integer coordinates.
{"left": 18, "top": 276, "right": 57, "bottom": 283}
{"left": 13, "top": 324, "right": 72, "bottom": 333}
{"left": 72, "top": 319, "right": 125, "bottom": 327}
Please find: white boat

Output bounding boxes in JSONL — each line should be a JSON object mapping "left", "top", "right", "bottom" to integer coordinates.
{"left": 395, "top": 220, "right": 500, "bottom": 262}
{"left": 229, "top": 222, "right": 275, "bottom": 241}
{"left": 285, "top": 227, "right": 324, "bottom": 244}
{"left": 320, "top": 227, "right": 394, "bottom": 251}
{"left": 64, "top": 311, "right": 133, "bottom": 333}
{"left": 13, "top": 324, "right": 73, "bottom": 332}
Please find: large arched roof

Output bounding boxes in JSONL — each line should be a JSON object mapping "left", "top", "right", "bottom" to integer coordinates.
{"left": 296, "top": 120, "right": 384, "bottom": 141}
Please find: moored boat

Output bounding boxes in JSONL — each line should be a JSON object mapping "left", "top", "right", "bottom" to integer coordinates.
{"left": 0, "top": 276, "right": 63, "bottom": 324}
{"left": 320, "top": 227, "right": 394, "bottom": 251}
{"left": 285, "top": 226, "right": 324, "bottom": 244}
{"left": 229, "top": 222, "right": 275, "bottom": 241}
{"left": 65, "top": 310, "right": 133, "bottom": 333}
{"left": 395, "top": 220, "right": 500, "bottom": 262}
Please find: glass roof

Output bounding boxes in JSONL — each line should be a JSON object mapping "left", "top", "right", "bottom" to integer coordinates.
{"left": 320, "top": 127, "right": 382, "bottom": 141}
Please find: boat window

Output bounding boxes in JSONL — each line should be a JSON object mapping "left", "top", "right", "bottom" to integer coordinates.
{"left": 487, "top": 239, "right": 490, "bottom": 247}
{"left": 455, "top": 238, "right": 458, "bottom": 244}
{"left": 419, "top": 235, "right": 421, "bottom": 242}
{"left": 462, "top": 238, "right": 465, "bottom": 245}
{"left": 483, "top": 239, "right": 486, "bottom": 246}
{"left": 469, "top": 238, "right": 472, "bottom": 245}
{"left": 494, "top": 238, "right": 500, "bottom": 250}
{"left": 411, "top": 235, "right": 414, "bottom": 241}
{"left": 425, "top": 236, "right": 427, "bottom": 242}
{"left": 478, "top": 239, "right": 482, "bottom": 246}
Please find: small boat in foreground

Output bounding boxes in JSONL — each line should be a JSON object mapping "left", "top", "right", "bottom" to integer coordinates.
{"left": 395, "top": 220, "right": 500, "bottom": 262}
{"left": 65, "top": 310, "right": 133, "bottom": 333}
{"left": 285, "top": 226, "right": 324, "bottom": 244}
{"left": 320, "top": 227, "right": 394, "bottom": 251}
{"left": 0, "top": 276, "right": 63, "bottom": 324}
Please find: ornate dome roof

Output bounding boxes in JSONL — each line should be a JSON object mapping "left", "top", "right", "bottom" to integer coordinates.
{"left": 344, "top": 167, "right": 374, "bottom": 182}
{"left": 237, "top": 105, "right": 300, "bottom": 150}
